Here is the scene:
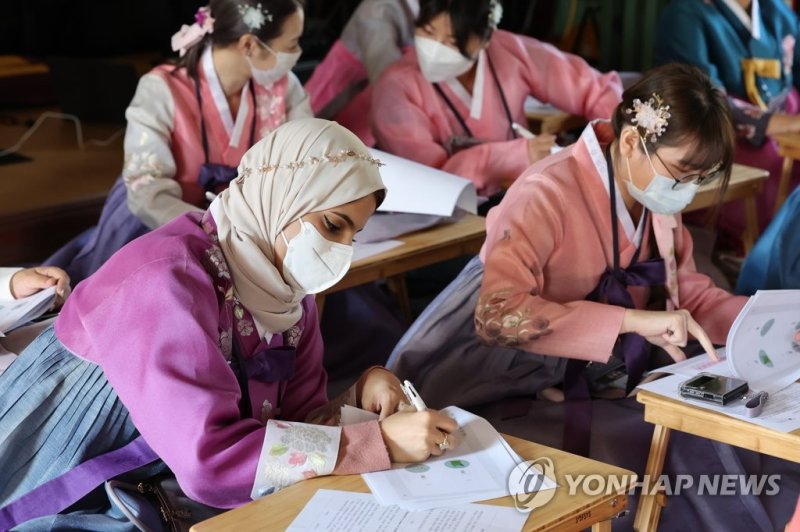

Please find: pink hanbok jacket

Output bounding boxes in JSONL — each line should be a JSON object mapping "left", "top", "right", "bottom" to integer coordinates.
{"left": 372, "top": 30, "right": 622, "bottom": 196}
{"left": 475, "top": 121, "right": 747, "bottom": 362}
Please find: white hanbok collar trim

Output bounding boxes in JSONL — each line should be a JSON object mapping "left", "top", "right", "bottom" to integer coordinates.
{"left": 443, "top": 49, "right": 486, "bottom": 120}
{"left": 720, "top": 0, "right": 761, "bottom": 40}
{"left": 581, "top": 122, "right": 644, "bottom": 248}
{"left": 202, "top": 46, "right": 252, "bottom": 149}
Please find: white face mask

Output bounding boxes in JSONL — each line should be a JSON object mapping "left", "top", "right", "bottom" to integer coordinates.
{"left": 414, "top": 35, "right": 476, "bottom": 83}
{"left": 624, "top": 139, "right": 699, "bottom": 215}
{"left": 248, "top": 40, "right": 302, "bottom": 87}
{"left": 281, "top": 218, "right": 353, "bottom": 294}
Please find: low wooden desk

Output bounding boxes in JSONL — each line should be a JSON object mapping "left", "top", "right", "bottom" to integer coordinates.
{"left": 0, "top": 119, "right": 123, "bottom": 264}
{"left": 316, "top": 214, "right": 486, "bottom": 318}
{"left": 684, "top": 163, "right": 769, "bottom": 253}
{"left": 634, "top": 389, "right": 800, "bottom": 531}
{"left": 192, "top": 434, "right": 635, "bottom": 532}
{"left": 773, "top": 132, "right": 800, "bottom": 215}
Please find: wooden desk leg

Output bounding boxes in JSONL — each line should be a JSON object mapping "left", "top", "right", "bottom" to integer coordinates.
{"left": 592, "top": 520, "right": 612, "bottom": 532}
{"left": 315, "top": 294, "right": 326, "bottom": 318}
{"left": 775, "top": 156, "right": 795, "bottom": 216}
{"left": 742, "top": 195, "right": 759, "bottom": 254}
{"left": 386, "top": 274, "right": 412, "bottom": 322}
{"left": 634, "top": 424, "right": 671, "bottom": 532}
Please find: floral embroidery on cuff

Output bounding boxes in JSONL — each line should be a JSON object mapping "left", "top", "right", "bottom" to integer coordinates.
{"left": 251, "top": 420, "right": 341, "bottom": 499}
{"left": 474, "top": 290, "right": 553, "bottom": 347}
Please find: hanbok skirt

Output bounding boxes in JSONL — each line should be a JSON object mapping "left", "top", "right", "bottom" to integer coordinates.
{"left": 45, "top": 176, "right": 148, "bottom": 286}
{"left": 0, "top": 326, "right": 161, "bottom": 531}
{"left": 388, "top": 256, "right": 800, "bottom": 531}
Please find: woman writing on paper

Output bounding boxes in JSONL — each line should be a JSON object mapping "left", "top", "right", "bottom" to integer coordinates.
{"left": 304, "top": 0, "right": 419, "bottom": 145}
{"left": 390, "top": 65, "right": 800, "bottom": 529}
{"left": 0, "top": 119, "right": 457, "bottom": 530}
{"left": 371, "top": 0, "right": 622, "bottom": 199}
{"left": 47, "top": 0, "right": 312, "bottom": 285}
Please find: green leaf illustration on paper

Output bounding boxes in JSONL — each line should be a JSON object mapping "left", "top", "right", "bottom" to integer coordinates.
{"left": 308, "top": 451, "right": 326, "bottom": 470}
{"left": 269, "top": 443, "right": 289, "bottom": 456}
{"left": 758, "top": 350, "right": 774, "bottom": 368}
{"left": 760, "top": 318, "right": 775, "bottom": 336}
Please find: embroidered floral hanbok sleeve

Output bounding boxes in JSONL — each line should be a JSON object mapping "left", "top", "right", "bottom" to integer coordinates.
{"left": 123, "top": 73, "right": 203, "bottom": 229}
{"left": 285, "top": 72, "right": 313, "bottom": 121}
{"left": 475, "top": 177, "right": 626, "bottom": 362}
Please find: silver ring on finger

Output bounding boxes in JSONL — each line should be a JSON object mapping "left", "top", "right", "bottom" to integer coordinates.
{"left": 437, "top": 430, "right": 449, "bottom": 451}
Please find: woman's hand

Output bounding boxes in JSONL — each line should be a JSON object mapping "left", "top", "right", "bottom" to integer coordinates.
{"left": 526, "top": 134, "right": 557, "bottom": 164}
{"left": 620, "top": 308, "right": 717, "bottom": 362}
{"left": 357, "top": 367, "right": 406, "bottom": 420}
{"left": 379, "top": 409, "right": 459, "bottom": 463}
{"left": 10, "top": 267, "right": 71, "bottom": 308}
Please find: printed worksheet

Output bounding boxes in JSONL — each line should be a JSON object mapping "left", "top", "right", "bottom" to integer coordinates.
{"left": 0, "top": 286, "right": 56, "bottom": 335}
{"left": 286, "top": 490, "right": 528, "bottom": 532}
{"left": 362, "top": 407, "right": 556, "bottom": 511}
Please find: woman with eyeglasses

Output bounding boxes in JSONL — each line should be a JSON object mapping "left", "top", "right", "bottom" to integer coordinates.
{"left": 388, "top": 63, "right": 799, "bottom": 530}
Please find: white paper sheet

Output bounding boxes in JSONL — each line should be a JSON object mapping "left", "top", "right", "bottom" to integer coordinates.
{"left": 0, "top": 352, "right": 16, "bottom": 375}
{"left": 356, "top": 213, "right": 455, "bottom": 244}
{"left": 370, "top": 149, "right": 477, "bottom": 216}
{"left": 286, "top": 489, "right": 529, "bottom": 532}
{"left": 638, "top": 374, "right": 800, "bottom": 433}
{"left": 647, "top": 350, "right": 731, "bottom": 378}
{"left": 352, "top": 239, "right": 403, "bottom": 262}
{"left": 0, "top": 287, "right": 56, "bottom": 335}
{"left": 362, "top": 407, "right": 556, "bottom": 511}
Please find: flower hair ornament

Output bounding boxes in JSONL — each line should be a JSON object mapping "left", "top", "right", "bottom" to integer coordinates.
{"left": 171, "top": 6, "right": 215, "bottom": 57}
{"left": 239, "top": 2, "right": 273, "bottom": 31}
{"left": 235, "top": 150, "right": 385, "bottom": 182}
{"left": 488, "top": 0, "right": 503, "bottom": 30}
{"left": 626, "top": 93, "right": 671, "bottom": 143}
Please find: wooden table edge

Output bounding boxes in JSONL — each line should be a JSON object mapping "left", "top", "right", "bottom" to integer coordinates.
{"left": 636, "top": 389, "right": 800, "bottom": 462}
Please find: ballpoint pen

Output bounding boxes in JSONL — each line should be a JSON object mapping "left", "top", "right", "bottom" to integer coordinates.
{"left": 401, "top": 380, "right": 427, "bottom": 411}
{"left": 511, "top": 121, "right": 536, "bottom": 139}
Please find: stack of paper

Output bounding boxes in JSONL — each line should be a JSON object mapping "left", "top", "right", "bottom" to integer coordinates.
{"left": 287, "top": 489, "right": 529, "bottom": 532}
{"left": 356, "top": 406, "right": 556, "bottom": 511}
{"left": 0, "top": 286, "right": 56, "bottom": 335}
{"left": 353, "top": 150, "right": 478, "bottom": 245}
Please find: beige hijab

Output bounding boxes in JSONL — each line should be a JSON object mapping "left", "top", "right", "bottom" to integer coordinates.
{"left": 210, "top": 118, "right": 386, "bottom": 336}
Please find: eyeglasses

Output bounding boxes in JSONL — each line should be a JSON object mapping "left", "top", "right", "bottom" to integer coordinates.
{"left": 653, "top": 151, "right": 723, "bottom": 189}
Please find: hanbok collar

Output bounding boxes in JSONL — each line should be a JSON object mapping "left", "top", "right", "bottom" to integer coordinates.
{"left": 579, "top": 121, "right": 645, "bottom": 248}
{"left": 201, "top": 45, "right": 253, "bottom": 149}
{"left": 719, "top": 0, "right": 762, "bottom": 40}
{"left": 443, "top": 49, "right": 486, "bottom": 120}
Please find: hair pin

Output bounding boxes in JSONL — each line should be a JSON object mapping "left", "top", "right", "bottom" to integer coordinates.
{"left": 626, "top": 93, "right": 671, "bottom": 143}
{"left": 238, "top": 2, "right": 272, "bottom": 31}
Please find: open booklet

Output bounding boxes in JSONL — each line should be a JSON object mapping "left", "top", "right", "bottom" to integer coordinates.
{"left": 341, "top": 405, "right": 556, "bottom": 511}
{"left": 638, "top": 289, "right": 800, "bottom": 432}
{"left": 0, "top": 286, "right": 56, "bottom": 336}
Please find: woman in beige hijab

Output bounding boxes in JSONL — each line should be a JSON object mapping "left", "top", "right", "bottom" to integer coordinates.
{"left": 0, "top": 118, "right": 458, "bottom": 528}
